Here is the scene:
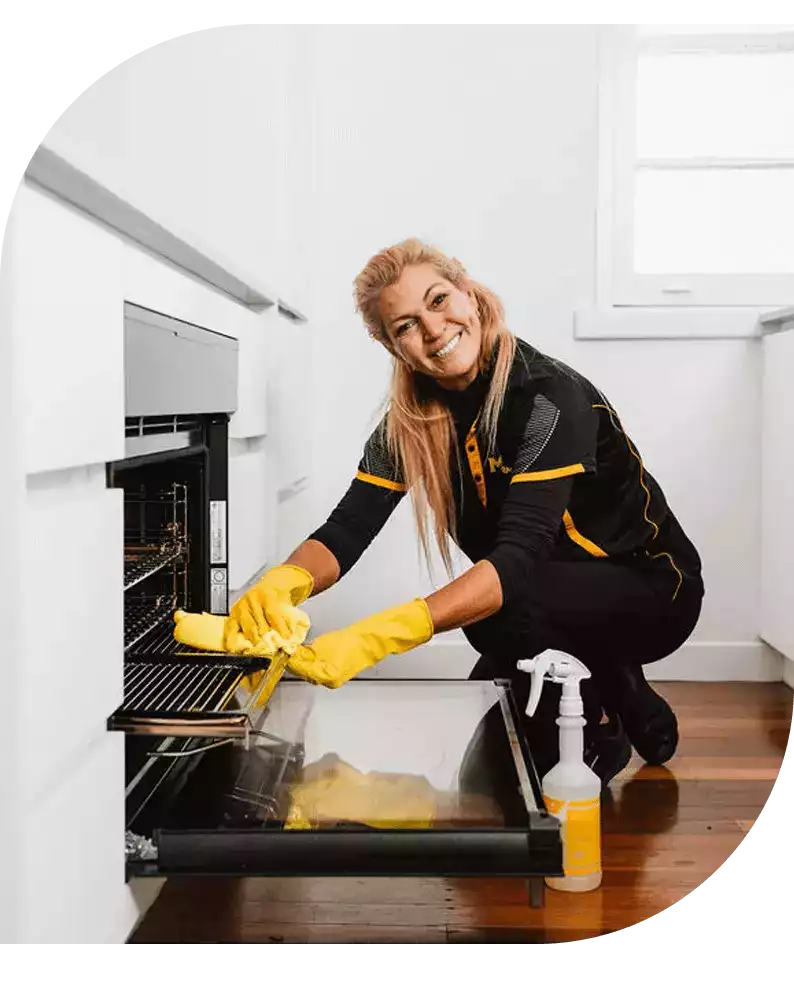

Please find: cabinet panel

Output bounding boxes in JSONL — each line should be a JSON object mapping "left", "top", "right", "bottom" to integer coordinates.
{"left": 228, "top": 438, "right": 276, "bottom": 590}
{"left": 267, "top": 313, "right": 312, "bottom": 492}
{"left": 19, "top": 732, "right": 130, "bottom": 943}
{"left": 13, "top": 182, "right": 125, "bottom": 473}
{"left": 21, "top": 474, "right": 123, "bottom": 799}
{"left": 228, "top": 306, "right": 275, "bottom": 440}
{"left": 760, "top": 332, "right": 794, "bottom": 660}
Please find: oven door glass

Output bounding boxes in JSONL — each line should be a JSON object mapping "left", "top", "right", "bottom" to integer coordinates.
{"left": 126, "top": 679, "right": 563, "bottom": 880}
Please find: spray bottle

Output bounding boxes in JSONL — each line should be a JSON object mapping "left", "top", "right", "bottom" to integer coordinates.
{"left": 518, "top": 649, "right": 602, "bottom": 892}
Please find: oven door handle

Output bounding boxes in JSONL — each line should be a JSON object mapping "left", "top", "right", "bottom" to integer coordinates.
{"left": 107, "top": 709, "right": 250, "bottom": 739}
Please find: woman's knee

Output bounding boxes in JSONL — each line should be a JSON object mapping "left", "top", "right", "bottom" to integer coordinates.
{"left": 468, "top": 652, "right": 517, "bottom": 680}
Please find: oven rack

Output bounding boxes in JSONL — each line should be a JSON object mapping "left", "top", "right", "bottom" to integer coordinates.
{"left": 110, "top": 658, "right": 247, "bottom": 739}
{"left": 126, "top": 618, "right": 275, "bottom": 665}
{"left": 125, "top": 595, "right": 177, "bottom": 652}
{"left": 124, "top": 540, "right": 185, "bottom": 590}
{"left": 108, "top": 654, "right": 285, "bottom": 743}
{"left": 128, "top": 617, "right": 201, "bottom": 659}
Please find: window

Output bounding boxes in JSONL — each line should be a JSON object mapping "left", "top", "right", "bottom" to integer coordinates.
{"left": 598, "top": 25, "right": 794, "bottom": 307}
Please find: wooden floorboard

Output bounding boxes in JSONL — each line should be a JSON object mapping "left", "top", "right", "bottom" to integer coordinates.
{"left": 129, "top": 681, "right": 792, "bottom": 944}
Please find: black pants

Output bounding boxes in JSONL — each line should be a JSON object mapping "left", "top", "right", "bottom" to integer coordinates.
{"left": 460, "top": 546, "right": 704, "bottom": 794}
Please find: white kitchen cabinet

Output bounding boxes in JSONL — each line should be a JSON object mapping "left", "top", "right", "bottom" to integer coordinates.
{"left": 228, "top": 437, "right": 277, "bottom": 590}
{"left": 21, "top": 471, "right": 124, "bottom": 801}
{"left": 760, "top": 330, "right": 794, "bottom": 661}
{"left": 267, "top": 311, "right": 313, "bottom": 495}
{"left": 43, "top": 27, "right": 294, "bottom": 299}
{"left": 0, "top": 194, "right": 25, "bottom": 943}
{"left": 19, "top": 731, "right": 130, "bottom": 943}
{"left": 12, "top": 182, "right": 125, "bottom": 474}
{"left": 228, "top": 305, "right": 278, "bottom": 441}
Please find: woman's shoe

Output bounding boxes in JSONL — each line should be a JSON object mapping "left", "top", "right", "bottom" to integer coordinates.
{"left": 584, "top": 716, "right": 633, "bottom": 787}
{"left": 601, "top": 664, "right": 679, "bottom": 765}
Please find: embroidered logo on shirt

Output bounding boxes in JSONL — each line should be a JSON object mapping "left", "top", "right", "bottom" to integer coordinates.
{"left": 487, "top": 455, "right": 513, "bottom": 475}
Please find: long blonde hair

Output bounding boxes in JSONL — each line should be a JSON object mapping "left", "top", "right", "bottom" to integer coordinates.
{"left": 354, "top": 238, "right": 516, "bottom": 573}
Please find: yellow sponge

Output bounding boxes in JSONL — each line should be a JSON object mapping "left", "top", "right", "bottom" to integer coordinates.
{"left": 173, "top": 610, "right": 254, "bottom": 654}
{"left": 173, "top": 609, "right": 309, "bottom": 657}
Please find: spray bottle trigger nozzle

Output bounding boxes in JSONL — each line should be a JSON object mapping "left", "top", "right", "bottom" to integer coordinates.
{"left": 517, "top": 649, "right": 591, "bottom": 719}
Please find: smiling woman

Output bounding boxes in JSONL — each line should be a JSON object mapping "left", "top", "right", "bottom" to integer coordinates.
{"left": 191, "top": 237, "right": 706, "bottom": 787}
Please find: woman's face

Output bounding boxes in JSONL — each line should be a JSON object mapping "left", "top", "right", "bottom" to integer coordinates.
{"left": 378, "top": 263, "right": 482, "bottom": 391}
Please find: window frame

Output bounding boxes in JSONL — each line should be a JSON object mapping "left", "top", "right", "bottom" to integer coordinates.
{"left": 596, "top": 26, "right": 794, "bottom": 309}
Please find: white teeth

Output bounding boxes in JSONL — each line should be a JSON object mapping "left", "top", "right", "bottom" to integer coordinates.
{"left": 433, "top": 332, "right": 461, "bottom": 359}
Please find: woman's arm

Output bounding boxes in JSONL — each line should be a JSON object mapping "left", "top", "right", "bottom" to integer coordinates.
{"left": 426, "top": 476, "right": 577, "bottom": 634}
{"left": 424, "top": 559, "right": 503, "bottom": 633}
{"left": 283, "top": 538, "right": 341, "bottom": 597}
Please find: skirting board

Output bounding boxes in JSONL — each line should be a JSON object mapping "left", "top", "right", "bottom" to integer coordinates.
{"left": 368, "top": 638, "right": 784, "bottom": 683}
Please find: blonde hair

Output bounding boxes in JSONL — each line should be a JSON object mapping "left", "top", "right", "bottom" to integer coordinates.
{"left": 354, "top": 238, "right": 516, "bottom": 573}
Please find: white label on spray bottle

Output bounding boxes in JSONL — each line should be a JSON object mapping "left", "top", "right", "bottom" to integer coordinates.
{"left": 544, "top": 795, "right": 601, "bottom": 876}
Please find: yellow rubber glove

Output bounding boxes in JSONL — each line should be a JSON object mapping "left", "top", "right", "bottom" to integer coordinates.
{"left": 223, "top": 564, "right": 314, "bottom": 652}
{"left": 286, "top": 598, "right": 434, "bottom": 689}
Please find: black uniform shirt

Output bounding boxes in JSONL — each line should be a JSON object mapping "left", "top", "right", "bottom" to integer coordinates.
{"left": 309, "top": 337, "right": 701, "bottom": 608}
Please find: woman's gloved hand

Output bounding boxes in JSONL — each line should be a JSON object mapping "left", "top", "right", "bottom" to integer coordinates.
{"left": 286, "top": 598, "right": 434, "bottom": 689}
{"left": 223, "top": 564, "right": 314, "bottom": 652}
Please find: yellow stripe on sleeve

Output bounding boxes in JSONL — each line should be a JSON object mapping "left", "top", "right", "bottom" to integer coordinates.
{"left": 511, "top": 463, "right": 585, "bottom": 484}
{"left": 356, "top": 471, "right": 408, "bottom": 492}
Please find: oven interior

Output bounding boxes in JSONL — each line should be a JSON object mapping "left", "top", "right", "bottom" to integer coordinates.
{"left": 109, "top": 449, "right": 304, "bottom": 867}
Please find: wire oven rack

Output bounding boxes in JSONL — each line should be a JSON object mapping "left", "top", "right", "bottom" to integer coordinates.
{"left": 124, "top": 483, "right": 188, "bottom": 591}
{"left": 124, "top": 595, "right": 178, "bottom": 652}
{"left": 110, "top": 658, "right": 249, "bottom": 738}
{"left": 128, "top": 619, "right": 209, "bottom": 659}
{"left": 124, "top": 539, "right": 185, "bottom": 590}
{"left": 109, "top": 650, "right": 286, "bottom": 741}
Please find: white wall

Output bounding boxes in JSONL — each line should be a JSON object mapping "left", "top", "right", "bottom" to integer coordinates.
{"left": 284, "top": 25, "right": 770, "bottom": 681}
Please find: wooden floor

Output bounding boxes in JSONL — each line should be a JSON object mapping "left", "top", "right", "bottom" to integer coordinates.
{"left": 130, "top": 681, "right": 792, "bottom": 944}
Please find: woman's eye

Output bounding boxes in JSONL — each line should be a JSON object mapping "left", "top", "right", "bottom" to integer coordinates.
{"left": 395, "top": 321, "right": 414, "bottom": 337}
{"left": 432, "top": 293, "right": 448, "bottom": 307}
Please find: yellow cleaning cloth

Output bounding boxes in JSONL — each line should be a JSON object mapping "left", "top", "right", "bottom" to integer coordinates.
{"left": 284, "top": 754, "right": 437, "bottom": 830}
{"left": 173, "top": 608, "right": 309, "bottom": 656}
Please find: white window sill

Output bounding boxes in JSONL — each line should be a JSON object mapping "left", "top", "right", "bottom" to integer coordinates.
{"left": 574, "top": 306, "right": 777, "bottom": 341}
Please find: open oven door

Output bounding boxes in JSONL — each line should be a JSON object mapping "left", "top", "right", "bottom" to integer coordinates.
{"left": 108, "top": 675, "right": 562, "bottom": 887}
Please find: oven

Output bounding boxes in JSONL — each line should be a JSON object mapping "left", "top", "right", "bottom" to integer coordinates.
{"left": 106, "top": 304, "right": 563, "bottom": 904}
